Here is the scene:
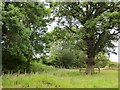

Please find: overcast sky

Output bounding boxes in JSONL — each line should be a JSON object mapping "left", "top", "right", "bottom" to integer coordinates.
{"left": 110, "top": 54, "right": 118, "bottom": 62}
{"left": 110, "top": 47, "right": 118, "bottom": 62}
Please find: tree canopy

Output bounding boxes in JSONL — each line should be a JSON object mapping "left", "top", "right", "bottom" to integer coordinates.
{"left": 2, "top": 2, "right": 51, "bottom": 73}
{"left": 2, "top": 2, "right": 120, "bottom": 74}
{"left": 53, "top": 2, "right": 120, "bottom": 74}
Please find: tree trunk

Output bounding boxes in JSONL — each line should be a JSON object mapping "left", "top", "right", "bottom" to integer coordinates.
{"left": 85, "top": 57, "right": 95, "bottom": 75}
{"left": 98, "top": 67, "right": 100, "bottom": 73}
{"left": 26, "top": 58, "right": 30, "bottom": 74}
{"left": 79, "top": 68, "right": 81, "bottom": 72}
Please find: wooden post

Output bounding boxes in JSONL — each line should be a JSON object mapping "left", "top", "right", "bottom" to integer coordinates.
{"left": 25, "top": 69, "right": 26, "bottom": 75}
{"left": 8, "top": 70, "right": 10, "bottom": 75}
{"left": 79, "top": 68, "right": 81, "bottom": 73}
{"left": 17, "top": 70, "right": 20, "bottom": 76}
{"left": 10, "top": 70, "right": 13, "bottom": 75}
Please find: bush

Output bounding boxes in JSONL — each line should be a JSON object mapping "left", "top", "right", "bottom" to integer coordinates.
{"left": 105, "top": 66, "right": 109, "bottom": 68}
{"left": 30, "top": 61, "right": 56, "bottom": 73}
{"left": 55, "top": 49, "right": 75, "bottom": 68}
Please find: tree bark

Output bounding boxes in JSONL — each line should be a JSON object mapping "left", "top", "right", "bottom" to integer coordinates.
{"left": 85, "top": 57, "right": 95, "bottom": 75}
{"left": 79, "top": 68, "right": 81, "bottom": 72}
{"left": 26, "top": 58, "right": 30, "bottom": 74}
{"left": 98, "top": 67, "right": 100, "bottom": 73}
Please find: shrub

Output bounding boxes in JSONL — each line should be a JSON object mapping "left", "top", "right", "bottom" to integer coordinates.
{"left": 30, "top": 61, "right": 56, "bottom": 73}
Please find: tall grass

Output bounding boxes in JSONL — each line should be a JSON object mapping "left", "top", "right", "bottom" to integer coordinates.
{"left": 2, "top": 69, "right": 118, "bottom": 88}
{"left": 0, "top": 76, "right": 2, "bottom": 89}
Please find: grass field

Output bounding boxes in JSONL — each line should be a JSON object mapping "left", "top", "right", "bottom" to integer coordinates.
{"left": 2, "top": 69, "right": 118, "bottom": 88}
{"left": 0, "top": 76, "right": 2, "bottom": 89}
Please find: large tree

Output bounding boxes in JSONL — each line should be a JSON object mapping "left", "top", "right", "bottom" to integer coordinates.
{"left": 2, "top": 2, "right": 51, "bottom": 73}
{"left": 54, "top": 2, "right": 120, "bottom": 74}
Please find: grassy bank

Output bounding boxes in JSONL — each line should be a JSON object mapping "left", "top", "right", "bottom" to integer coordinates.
{"left": 2, "top": 69, "right": 118, "bottom": 88}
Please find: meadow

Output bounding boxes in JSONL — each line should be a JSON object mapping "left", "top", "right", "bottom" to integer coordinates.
{"left": 2, "top": 69, "right": 118, "bottom": 88}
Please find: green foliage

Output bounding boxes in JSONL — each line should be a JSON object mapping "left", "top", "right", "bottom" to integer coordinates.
{"left": 2, "top": 2, "right": 51, "bottom": 73}
{"left": 49, "top": 29, "right": 87, "bottom": 68}
{"left": 2, "top": 2, "right": 32, "bottom": 56}
{"left": 53, "top": 2, "right": 120, "bottom": 74}
{"left": 108, "top": 61, "right": 118, "bottom": 68}
{"left": 54, "top": 2, "right": 120, "bottom": 57}
{"left": 72, "top": 51, "right": 86, "bottom": 68}
{"left": 53, "top": 49, "right": 75, "bottom": 68}
{"left": 2, "top": 49, "right": 26, "bottom": 73}
{"left": 30, "top": 61, "right": 56, "bottom": 73}
{"left": 2, "top": 2, "right": 119, "bottom": 74}
{"left": 95, "top": 52, "right": 110, "bottom": 68}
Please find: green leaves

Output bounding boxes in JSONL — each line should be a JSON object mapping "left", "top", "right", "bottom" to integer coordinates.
{"left": 55, "top": 2, "right": 120, "bottom": 58}
{"left": 2, "top": 2, "right": 51, "bottom": 72}
{"left": 95, "top": 52, "right": 110, "bottom": 68}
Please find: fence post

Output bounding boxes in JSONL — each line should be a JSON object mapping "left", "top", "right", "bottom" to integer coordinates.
{"left": 25, "top": 69, "right": 26, "bottom": 75}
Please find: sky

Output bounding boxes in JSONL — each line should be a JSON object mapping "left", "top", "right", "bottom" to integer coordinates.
{"left": 110, "top": 53, "right": 118, "bottom": 62}
{"left": 109, "top": 42, "right": 118, "bottom": 62}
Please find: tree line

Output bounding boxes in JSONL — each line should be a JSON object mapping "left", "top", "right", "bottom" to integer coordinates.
{"left": 2, "top": 2, "right": 120, "bottom": 74}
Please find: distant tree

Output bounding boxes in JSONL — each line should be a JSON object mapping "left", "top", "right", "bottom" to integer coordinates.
{"left": 49, "top": 30, "right": 86, "bottom": 69}
{"left": 55, "top": 49, "right": 75, "bottom": 68}
{"left": 95, "top": 52, "right": 110, "bottom": 72}
{"left": 72, "top": 50, "right": 86, "bottom": 69}
{"left": 108, "top": 61, "right": 118, "bottom": 68}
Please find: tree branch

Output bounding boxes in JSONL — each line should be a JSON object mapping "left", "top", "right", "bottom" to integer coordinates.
{"left": 94, "top": 31, "right": 106, "bottom": 54}
{"left": 76, "top": 43, "right": 86, "bottom": 52}
{"left": 111, "top": 30, "right": 120, "bottom": 35}
{"left": 65, "top": 25, "right": 77, "bottom": 34}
